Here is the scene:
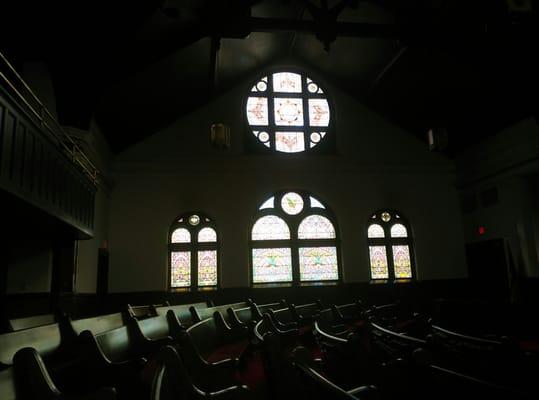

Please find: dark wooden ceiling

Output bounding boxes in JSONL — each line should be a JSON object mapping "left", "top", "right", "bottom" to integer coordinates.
{"left": 1, "top": 0, "right": 538, "bottom": 155}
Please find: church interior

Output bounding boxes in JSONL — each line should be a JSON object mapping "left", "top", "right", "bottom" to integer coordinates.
{"left": 1, "top": 1, "right": 538, "bottom": 399}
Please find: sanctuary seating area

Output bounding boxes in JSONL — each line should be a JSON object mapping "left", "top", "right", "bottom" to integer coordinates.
{"left": 1, "top": 297, "right": 537, "bottom": 400}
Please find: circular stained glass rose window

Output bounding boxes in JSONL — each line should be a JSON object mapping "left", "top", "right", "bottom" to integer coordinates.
{"left": 246, "top": 71, "right": 331, "bottom": 153}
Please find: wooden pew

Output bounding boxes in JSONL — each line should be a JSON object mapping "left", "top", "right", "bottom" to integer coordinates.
{"left": 13, "top": 348, "right": 117, "bottom": 400}
{"left": 427, "top": 324, "right": 532, "bottom": 389}
{"left": 128, "top": 315, "right": 174, "bottom": 354}
{"left": 155, "top": 302, "right": 209, "bottom": 328}
{"left": 314, "top": 311, "right": 374, "bottom": 388}
{"left": 8, "top": 313, "right": 56, "bottom": 332}
{"left": 249, "top": 301, "right": 285, "bottom": 323}
{"left": 292, "top": 346, "right": 377, "bottom": 400}
{"left": 78, "top": 324, "right": 149, "bottom": 395}
{"left": 70, "top": 312, "right": 126, "bottom": 337}
{"left": 175, "top": 317, "right": 245, "bottom": 391}
{"left": 0, "top": 322, "right": 114, "bottom": 399}
{"left": 190, "top": 301, "right": 250, "bottom": 325}
{"left": 0, "top": 323, "right": 63, "bottom": 369}
{"left": 152, "top": 346, "right": 251, "bottom": 400}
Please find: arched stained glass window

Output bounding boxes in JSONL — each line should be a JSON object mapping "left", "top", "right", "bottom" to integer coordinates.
{"left": 367, "top": 224, "right": 385, "bottom": 239}
{"left": 246, "top": 70, "right": 332, "bottom": 153}
{"left": 250, "top": 191, "right": 340, "bottom": 285}
{"left": 298, "top": 215, "right": 336, "bottom": 239}
{"left": 171, "top": 228, "right": 191, "bottom": 243}
{"left": 367, "top": 211, "right": 414, "bottom": 281}
{"left": 252, "top": 216, "right": 291, "bottom": 240}
{"left": 169, "top": 213, "right": 219, "bottom": 290}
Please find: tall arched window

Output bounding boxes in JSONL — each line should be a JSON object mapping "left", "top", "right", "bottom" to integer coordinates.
{"left": 367, "top": 211, "right": 414, "bottom": 281}
{"left": 169, "top": 213, "right": 218, "bottom": 290}
{"left": 250, "top": 191, "right": 340, "bottom": 285}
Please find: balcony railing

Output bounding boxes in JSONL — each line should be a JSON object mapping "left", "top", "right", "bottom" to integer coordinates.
{"left": 0, "top": 51, "right": 99, "bottom": 185}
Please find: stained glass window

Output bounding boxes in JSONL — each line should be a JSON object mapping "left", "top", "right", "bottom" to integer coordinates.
{"left": 198, "top": 250, "right": 218, "bottom": 286}
{"left": 392, "top": 245, "right": 412, "bottom": 278}
{"left": 298, "top": 215, "right": 336, "bottom": 239}
{"left": 169, "top": 212, "right": 219, "bottom": 289}
{"left": 310, "top": 197, "right": 325, "bottom": 209}
{"left": 274, "top": 98, "right": 304, "bottom": 126}
{"left": 299, "top": 247, "right": 339, "bottom": 281}
{"left": 273, "top": 72, "right": 302, "bottom": 93}
{"left": 251, "top": 191, "right": 339, "bottom": 285}
{"left": 246, "top": 97, "right": 268, "bottom": 126}
{"left": 252, "top": 248, "right": 293, "bottom": 283}
{"left": 171, "top": 252, "right": 191, "bottom": 287}
{"left": 367, "top": 211, "right": 414, "bottom": 281}
{"left": 259, "top": 197, "right": 275, "bottom": 210}
{"left": 390, "top": 224, "right": 408, "bottom": 238}
{"left": 275, "top": 131, "right": 305, "bottom": 153}
{"left": 198, "top": 227, "right": 217, "bottom": 242}
{"left": 369, "top": 246, "right": 389, "bottom": 279}
{"left": 252, "top": 216, "right": 291, "bottom": 240}
{"left": 281, "top": 192, "right": 304, "bottom": 215}
{"left": 368, "top": 224, "right": 385, "bottom": 238}
{"left": 308, "top": 99, "right": 330, "bottom": 127}
{"left": 171, "top": 228, "right": 191, "bottom": 243}
{"left": 246, "top": 71, "right": 331, "bottom": 152}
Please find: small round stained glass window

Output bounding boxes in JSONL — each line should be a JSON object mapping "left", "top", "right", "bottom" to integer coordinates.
{"left": 246, "top": 71, "right": 331, "bottom": 153}
{"left": 381, "top": 212, "right": 391, "bottom": 223}
{"left": 281, "top": 192, "right": 304, "bottom": 215}
{"left": 189, "top": 215, "right": 200, "bottom": 226}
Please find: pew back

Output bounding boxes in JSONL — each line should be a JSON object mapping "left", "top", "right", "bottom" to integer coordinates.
{"left": 155, "top": 302, "right": 207, "bottom": 327}
{"left": 191, "top": 302, "right": 248, "bottom": 323}
{"left": 137, "top": 316, "right": 170, "bottom": 340}
{"left": 71, "top": 313, "right": 125, "bottom": 336}
{"left": 0, "top": 323, "right": 62, "bottom": 367}
{"left": 8, "top": 314, "right": 56, "bottom": 332}
{"left": 94, "top": 326, "right": 134, "bottom": 363}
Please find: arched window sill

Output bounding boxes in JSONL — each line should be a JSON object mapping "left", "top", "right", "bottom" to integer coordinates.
{"left": 252, "top": 282, "right": 293, "bottom": 289}
{"left": 170, "top": 286, "right": 218, "bottom": 293}
{"left": 299, "top": 281, "right": 338, "bottom": 287}
{"left": 369, "top": 279, "right": 413, "bottom": 285}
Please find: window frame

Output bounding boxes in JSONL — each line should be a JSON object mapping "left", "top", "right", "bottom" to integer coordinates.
{"left": 244, "top": 67, "right": 336, "bottom": 154}
{"left": 168, "top": 212, "right": 219, "bottom": 291}
{"left": 249, "top": 190, "right": 342, "bottom": 287}
{"left": 367, "top": 210, "right": 416, "bottom": 283}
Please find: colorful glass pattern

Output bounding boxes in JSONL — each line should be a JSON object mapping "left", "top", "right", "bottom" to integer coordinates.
{"left": 392, "top": 245, "right": 412, "bottom": 278}
{"left": 390, "top": 224, "right": 408, "bottom": 238}
{"left": 381, "top": 212, "right": 391, "bottom": 222}
{"left": 308, "top": 99, "right": 330, "bottom": 127}
{"left": 246, "top": 71, "right": 330, "bottom": 152}
{"left": 299, "top": 247, "right": 339, "bottom": 281}
{"left": 198, "top": 227, "right": 217, "bottom": 243}
{"left": 275, "top": 131, "right": 305, "bottom": 153}
{"left": 252, "top": 216, "right": 291, "bottom": 240}
{"left": 273, "top": 72, "right": 302, "bottom": 93}
{"left": 252, "top": 248, "right": 293, "bottom": 283}
{"left": 274, "top": 98, "right": 304, "bottom": 126}
{"left": 368, "top": 224, "right": 385, "bottom": 238}
{"left": 171, "top": 228, "right": 191, "bottom": 243}
{"left": 310, "top": 196, "right": 325, "bottom": 209}
{"left": 198, "top": 250, "right": 218, "bottom": 286}
{"left": 369, "top": 246, "right": 389, "bottom": 279}
{"left": 281, "top": 192, "right": 304, "bottom": 215}
{"left": 298, "top": 215, "right": 336, "bottom": 239}
{"left": 246, "top": 97, "right": 268, "bottom": 125}
{"left": 189, "top": 215, "right": 200, "bottom": 226}
{"left": 259, "top": 197, "right": 275, "bottom": 210}
{"left": 171, "top": 251, "right": 191, "bottom": 287}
